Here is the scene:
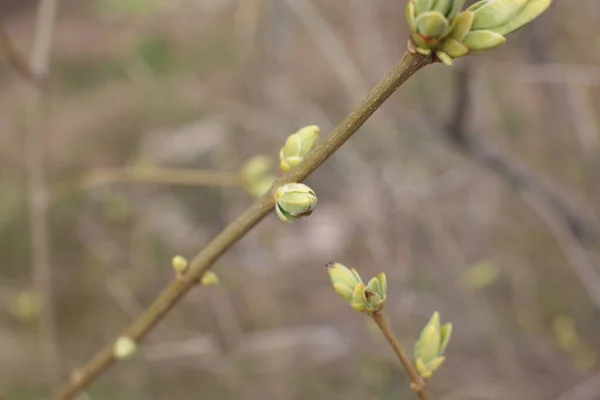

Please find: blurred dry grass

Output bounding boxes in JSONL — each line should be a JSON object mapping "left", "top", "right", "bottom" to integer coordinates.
{"left": 1, "top": 0, "right": 600, "bottom": 399}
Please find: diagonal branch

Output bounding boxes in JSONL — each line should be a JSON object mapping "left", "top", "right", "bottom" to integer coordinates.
{"left": 52, "top": 51, "right": 433, "bottom": 400}
{"left": 0, "top": 22, "right": 36, "bottom": 82}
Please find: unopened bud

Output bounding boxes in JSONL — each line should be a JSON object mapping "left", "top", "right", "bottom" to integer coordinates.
{"left": 274, "top": 183, "right": 318, "bottom": 223}
{"left": 113, "top": 336, "right": 137, "bottom": 359}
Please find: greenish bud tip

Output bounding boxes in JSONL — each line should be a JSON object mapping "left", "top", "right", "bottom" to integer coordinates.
{"left": 200, "top": 271, "right": 220, "bottom": 286}
{"left": 274, "top": 183, "right": 318, "bottom": 222}
{"left": 241, "top": 155, "right": 276, "bottom": 198}
{"left": 413, "top": 311, "right": 452, "bottom": 378}
{"left": 279, "top": 125, "right": 321, "bottom": 172}
{"left": 172, "top": 255, "right": 189, "bottom": 275}
{"left": 406, "top": 0, "right": 551, "bottom": 65}
{"left": 113, "top": 336, "right": 137, "bottom": 360}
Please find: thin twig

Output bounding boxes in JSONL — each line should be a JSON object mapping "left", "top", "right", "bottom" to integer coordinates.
{"left": 52, "top": 50, "right": 433, "bottom": 400}
{"left": 0, "top": 22, "right": 36, "bottom": 82}
{"left": 371, "top": 311, "right": 431, "bottom": 400}
{"left": 26, "top": 0, "right": 60, "bottom": 384}
{"left": 52, "top": 167, "right": 242, "bottom": 203}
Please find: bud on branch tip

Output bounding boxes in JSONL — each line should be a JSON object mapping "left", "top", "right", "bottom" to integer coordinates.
{"left": 414, "top": 311, "right": 452, "bottom": 379}
{"left": 405, "top": 0, "right": 552, "bottom": 66}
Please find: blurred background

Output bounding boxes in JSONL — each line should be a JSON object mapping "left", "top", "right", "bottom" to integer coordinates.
{"left": 1, "top": 0, "right": 600, "bottom": 399}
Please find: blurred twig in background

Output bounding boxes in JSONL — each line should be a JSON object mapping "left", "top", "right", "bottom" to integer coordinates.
{"left": 26, "top": 0, "right": 61, "bottom": 385}
{"left": 0, "top": 0, "right": 62, "bottom": 386}
{"left": 0, "top": 22, "right": 35, "bottom": 82}
{"left": 443, "top": 67, "right": 600, "bottom": 308}
{"left": 52, "top": 167, "right": 242, "bottom": 203}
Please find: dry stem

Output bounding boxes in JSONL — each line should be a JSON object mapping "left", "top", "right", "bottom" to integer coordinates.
{"left": 53, "top": 50, "right": 433, "bottom": 399}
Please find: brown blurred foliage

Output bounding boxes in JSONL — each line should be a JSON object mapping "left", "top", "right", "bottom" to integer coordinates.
{"left": 1, "top": 0, "right": 600, "bottom": 399}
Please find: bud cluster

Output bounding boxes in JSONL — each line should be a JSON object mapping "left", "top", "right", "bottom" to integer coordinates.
{"left": 326, "top": 262, "right": 388, "bottom": 314}
{"left": 406, "top": 0, "right": 552, "bottom": 65}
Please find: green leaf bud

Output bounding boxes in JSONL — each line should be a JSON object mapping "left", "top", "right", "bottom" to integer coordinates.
{"left": 415, "top": 358, "right": 432, "bottom": 379}
{"left": 431, "top": 0, "right": 453, "bottom": 16}
{"left": 413, "top": 311, "right": 452, "bottom": 378}
{"left": 350, "top": 282, "right": 368, "bottom": 312}
{"left": 466, "top": 0, "right": 488, "bottom": 12}
{"left": 446, "top": 0, "right": 467, "bottom": 20}
{"left": 327, "top": 262, "right": 363, "bottom": 290}
{"left": 435, "top": 51, "right": 454, "bottom": 66}
{"left": 439, "top": 322, "right": 453, "bottom": 354}
{"left": 416, "top": 312, "right": 442, "bottom": 363}
{"left": 201, "top": 271, "right": 220, "bottom": 286}
{"left": 462, "top": 30, "right": 506, "bottom": 51}
{"left": 279, "top": 125, "right": 321, "bottom": 172}
{"left": 415, "top": 11, "right": 449, "bottom": 38}
{"left": 471, "top": 0, "right": 528, "bottom": 30}
{"left": 447, "top": 11, "right": 474, "bottom": 41}
{"left": 414, "top": 0, "right": 436, "bottom": 15}
{"left": 113, "top": 336, "right": 137, "bottom": 360}
{"left": 406, "top": 1, "right": 417, "bottom": 33}
{"left": 440, "top": 38, "right": 469, "bottom": 58}
{"left": 489, "top": 0, "right": 552, "bottom": 35}
{"left": 171, "top": 255, "right": 189, "bottom": 276}
{"left": 241, "top": 155, "right": 275, "bottom": 198}
{"left": 274, "top": 183, "right": 318, "bottom": 222}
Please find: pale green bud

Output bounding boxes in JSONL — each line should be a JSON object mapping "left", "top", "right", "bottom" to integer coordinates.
{"left": 489, "top": 0, "right": 552, "bottom": 35}
{"left": 439, "top": 322, "right": 453, "bottom": 354}
{"left": 416, "top": 11, "right": 449, "bottom": 38}
{"left": 462, "top": 30, "right": 506, "bottom": 51}
{"left": 350, "top": 282, "right": 368, "bottom": 313}
{"left": 471, "top": 0, "right": 528, "bottom": 30}
{"left": 447, "top": 11, "right": 474, "bottom": 41}
{"left": 431, "top": 0, "right": 453, "bottom": 15}
{"left": 414, "top": 0, "right": 436, "bottom": 15}
{"left": 201, "top": 271, "right": 220, "bottom": 286}
{"left": 363, "top": 272, "right": 388, "bottom": 313}
{"left": 416, "top": 312, "right": 442, "bottom": 363}
{"left": 274, "top": 183, "right": 318, "bottom": 222}
{"left": 172, "top": 255, "right": 189, "bottom": 275}
{"left": 327, "top": 262, "right": 364, "bottom": 304}
{"left": 241, "top": 155, "right": 275, "bottom": 198}
{"left": 415, "top": 358, "right": 432, "bottom": 379}
{"left": 440, "top": 38, "right": 470, "bottom": 58}
{"left": 113, "top": 336, "right": 137, "bottom": 359}
{"left": 414, "top": 311, "right": 452, "bottom": 376}
{"left": 406, "top": 1, "right": 417, "bottom": 33}
{"left": 416, "top": 356, "right": 446, "bottom": 379}
{"left": 8, "top": 291, "right": 43, "bottom": 321}
{"left": 446, "top": 0, "right": 467, "bottom": 20}
{"left": 279, "top": 125, "right": 321, "bottom": 172}
{"left": 436, "top": 51, "right": 454, "bottom": 66}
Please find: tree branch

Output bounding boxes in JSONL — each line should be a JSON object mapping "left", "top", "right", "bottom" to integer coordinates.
{"left": 53, "top": 51, "right": 433, "bottom": 399}
{"left": 0, "top": 22, "right": 36, "bottom": 82}
{"left": 26, "top": 0, "right": 61, "bottom": 385}
{"left": 371, "top": 311, "right": 431, "bottom": 400}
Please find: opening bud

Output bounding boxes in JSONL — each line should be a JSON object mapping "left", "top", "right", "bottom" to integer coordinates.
{"left": 414, "top": 311, "right": 452, "bottom": 379}
{"left": 327, "top": 262, "right": 363, "bottom": 302}
{"left": 279, "top": 125, "right": 321, "bottom": 172}
{"left": 274, "top": 183, "right": 318, "bottom": 223}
